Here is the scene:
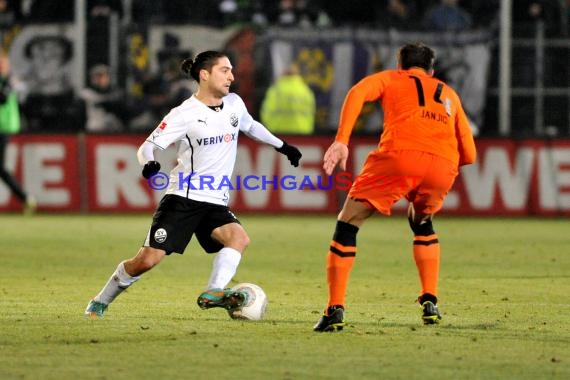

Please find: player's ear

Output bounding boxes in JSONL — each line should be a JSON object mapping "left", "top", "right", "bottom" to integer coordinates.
{"left": 199, "top": 68, "right": 209, "bottom": 81}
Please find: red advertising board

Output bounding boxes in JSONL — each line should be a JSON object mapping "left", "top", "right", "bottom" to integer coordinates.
{"left": 0, "top": 135, "right": 81, "bottom": 212}
{"left": 1, "top": 135, "right": 570, "bottom": 216}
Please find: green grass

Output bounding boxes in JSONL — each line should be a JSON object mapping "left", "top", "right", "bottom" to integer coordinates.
{"left": 1, "top": 214, "right": 569, "bottom": 380}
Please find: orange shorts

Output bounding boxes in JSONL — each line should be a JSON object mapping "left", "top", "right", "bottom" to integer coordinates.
{"left": 348, "top": 150, "right": 458, "bottom": 215}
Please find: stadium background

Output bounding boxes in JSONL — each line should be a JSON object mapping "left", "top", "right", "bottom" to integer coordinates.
{"left": 1, "top": 0, "right": 569, "bottom": 216}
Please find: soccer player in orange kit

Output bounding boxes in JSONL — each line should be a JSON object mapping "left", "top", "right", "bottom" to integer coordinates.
{"left": 314, "top": 42, "right": 477, "bottom": 331}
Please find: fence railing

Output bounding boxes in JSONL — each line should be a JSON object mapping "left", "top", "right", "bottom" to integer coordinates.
{"left": 488, "top": 20, "right": 570, "bottom": 137}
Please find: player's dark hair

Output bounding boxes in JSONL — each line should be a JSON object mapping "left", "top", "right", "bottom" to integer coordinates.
{"left": 398, "top": 42, "right": 435, "bottom": 72}
{"left": 180, "top": 50, "right": 228, "bottom": 82}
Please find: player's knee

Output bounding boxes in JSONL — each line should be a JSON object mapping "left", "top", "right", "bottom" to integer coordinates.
{"left": 131, "top": 247, "right": 164, "bottom": 273}
{"left": 230, "top": 231, "right": 250, "bottom": 252}
{"left": 238, "top": 233, "right": 250, "bottom": 250}
{"left": 408, "top": 217, "right": 435, "bottom": 236}
{"left": 333, "top": 220, "right": 359, "bottom": 245}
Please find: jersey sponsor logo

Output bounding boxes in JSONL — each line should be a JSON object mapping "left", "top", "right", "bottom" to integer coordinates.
{"left": 154, "top": 228, "right": 167, "bottom": 243}
{"left": 230, "top": 113, "right": 238, "bottom": 128}
{"left": 196, "top": 133, "right": 237, "bottom": 146}
{"left": 158, "top": 121, "right": 167, "bottom": 130}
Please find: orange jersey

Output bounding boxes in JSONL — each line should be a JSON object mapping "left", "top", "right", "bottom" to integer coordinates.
{"left": 335, "top": 68, "right": 476, "bottom": 166}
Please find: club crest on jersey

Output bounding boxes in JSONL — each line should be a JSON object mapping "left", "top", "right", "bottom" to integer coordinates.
{"left": 230, "top": 113, "right": 238, "bottom": 128}
{"left": 443, "top": 98, "right": 452, "bottom": 116}
{"left": 154, "top": 228, "right": 167, "bottom": 243}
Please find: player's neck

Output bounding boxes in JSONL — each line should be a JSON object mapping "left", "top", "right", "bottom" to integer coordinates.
{"left": 194, "top": 91, "right": 223, "bottom": 108}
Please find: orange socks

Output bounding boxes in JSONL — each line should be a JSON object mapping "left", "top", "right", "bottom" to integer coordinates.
{"left": 413, "top": 234, "right": 440, "bottom": 297}
{"left": 326, "top": 221, "right": 359, "bottom": 308}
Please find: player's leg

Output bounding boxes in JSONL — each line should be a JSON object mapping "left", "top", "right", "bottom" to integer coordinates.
{"left": 196, "top": 207, "right": 250, "bottom": 310}
{"left": 206, "top": 222, "right": 249, "bottom": 290}
{"left": 85, "top": 194, "right": 196, "bottom": 317}
{"left": 313, "top": 197, "right": 374, "bottom": 332}
{"left": 315, "top": 151, "right": 413, "bottom": 331}
{"left": 0, "top": 135, "right": 31, "bottom": 206}
{"left": 408, "top": 204, "right": 442, "bottom": 324}
{"left": 407, "top": 154, "right": 458, "bottom": 324}
{"left": 85, "top": 247, "right": 166, "bottom": 318}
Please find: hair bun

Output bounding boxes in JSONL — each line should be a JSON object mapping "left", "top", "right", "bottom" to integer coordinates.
{"left": 180, "top": 58, "right": 194, "bottom": 75}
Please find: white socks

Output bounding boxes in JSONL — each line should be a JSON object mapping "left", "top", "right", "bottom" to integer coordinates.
{"left": 92, "top": 248, "right": 242, "bottom": 305}
{"left": 93, "top": 261, "right": 140, "bottom": 305}
{"left": 205, "top": 247, "right": 242, "bottom": 290}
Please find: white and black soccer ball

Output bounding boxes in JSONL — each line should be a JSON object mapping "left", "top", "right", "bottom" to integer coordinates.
{"left": 227, "top": 283, "right": 268, "bottom": 321}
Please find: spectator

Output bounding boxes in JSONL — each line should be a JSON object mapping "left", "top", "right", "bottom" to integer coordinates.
{"left": 0, "top": 48, "right": 36, "bottom": 213}
{"left": 87, "top": 0, "right": 123, "bottom": 19}
{"left": 130, "top": 54, "right": 194, "bottom": 131}
{"left": 513, "top": 0, "right": 563, "bottom": 37}
{"left": 423, "top": 0, "right": 473, "bottom": 31}
{"left": 376, "top": 0, "right": 417, "bottom": 29}
{"left": 272, "top": 0, "right": 331, "bottom": 28}
{"left": 260, "top": 63, "right": 316, "bottom": 135}
{"left": 0, "top": 0, "right": 22, "bottom": 28}
{"left": 218, "top": 0, "right": 269, "bottom": 27}
{"left": 80, "top": 64, "right": 127, "bottom": 133}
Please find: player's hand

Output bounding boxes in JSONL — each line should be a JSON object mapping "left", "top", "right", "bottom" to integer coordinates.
{"left": 323, "top": 141, "right": 349, "bottom": 176}
{"left": 142, "top": 161, "right": 161, "bottom": 179}
{"left": 276, "top": 141, "right": 302, "bottom": 167}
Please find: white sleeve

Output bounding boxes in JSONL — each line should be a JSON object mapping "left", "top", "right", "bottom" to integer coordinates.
{"left": 146, "top": 108, "right": 188, "bottom": 150}
{"left": 244, "top": 120, "right": 283, "bottom": 148}
{"left": 230, "top": 93, "right": 283, "bottom": 148}
{"left": 137, "top": 141, "right": 158, "bottom": 165}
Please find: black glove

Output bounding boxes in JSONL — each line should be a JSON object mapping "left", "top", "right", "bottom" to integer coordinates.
{"left": 275, "top": 141, "right": 302, "bottom": 167}
{"left": 142, "top": 161, "right": 161, "bottom": 179}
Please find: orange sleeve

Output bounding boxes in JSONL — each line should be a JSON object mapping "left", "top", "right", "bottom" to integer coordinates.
{"left": 455, "top": 104, "right": 477, "bottom": 166}
{"left": 335, "top": 72, "right": 390, "bottom": 145}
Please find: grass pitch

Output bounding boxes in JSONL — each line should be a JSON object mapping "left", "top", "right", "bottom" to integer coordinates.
{"left": 0, "top": 214, "right": 569, "bottom": 380}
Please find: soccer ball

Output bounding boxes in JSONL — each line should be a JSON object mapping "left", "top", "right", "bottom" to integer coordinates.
{"left": 227, "top": 283, "right": 268, "bottom": 321}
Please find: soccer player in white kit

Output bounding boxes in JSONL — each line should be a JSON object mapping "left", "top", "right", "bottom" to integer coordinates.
{"left": 85, "top": 50, "right": 302, "bottom": 317}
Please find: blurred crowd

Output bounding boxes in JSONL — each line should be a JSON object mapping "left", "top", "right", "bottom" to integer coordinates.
{"left": 0, "top": 1, "right": 565, "bottom": 35}
{"left": 0, "top": 0, "right": 568, "bottom": 135}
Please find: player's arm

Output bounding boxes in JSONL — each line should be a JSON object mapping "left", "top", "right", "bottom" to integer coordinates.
{"left": 137, "top": 110, "right": 187, "bottom": 178}
{"left": 137, "top": 141, "right": 161, "bottom": 179}
{"left": 335, "top": 72, "right": 387, "bottom": 145}
{"left": 236, "top": 93, "right": 302, "bottom": 167}
{"left": 455, "top": 104, "right": 477, "bottom": 166}
{"left": 243, "top": 119, "right": 282, "bottom": 148}
{"left": 244, "top": 120, "right": 302, "bottom": 167}
{"left": 324, "top": 72, "right": 387, "bottom": 175}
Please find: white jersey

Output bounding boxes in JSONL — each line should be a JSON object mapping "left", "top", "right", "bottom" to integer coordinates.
{"left": 146, "top": 93, "right": 255, "bottom": 206}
